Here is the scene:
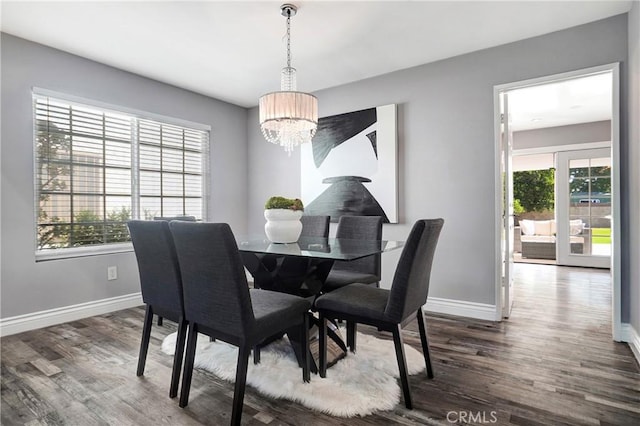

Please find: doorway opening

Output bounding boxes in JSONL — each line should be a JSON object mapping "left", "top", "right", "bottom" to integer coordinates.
{"left": 512, "top": 155, "right": 556, "bottom": 265}
{"left": 512, "top": 148, "right": 613, "bottom": 267}
{"left": 494, "top": 64, "right": 622, "bottom": 340}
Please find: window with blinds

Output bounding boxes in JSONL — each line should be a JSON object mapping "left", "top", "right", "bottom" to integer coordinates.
{"left": 34, "top": 93, "right": 209, "bottom": 253}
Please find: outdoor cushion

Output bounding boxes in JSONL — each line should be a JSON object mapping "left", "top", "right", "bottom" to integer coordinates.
{"left": 520, "top": 220, "right": 535, "bottom": 235}
{"left": 569, "top": 219, "right": 584, "bottom": 235}
{"left": 521, "top": 235, "right": 556, "bottom": 243}
{"left": 534, "top": 220, "right": 553, "bottom": 236}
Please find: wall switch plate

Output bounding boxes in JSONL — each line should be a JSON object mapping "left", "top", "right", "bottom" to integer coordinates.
{"left": 107, "top": 266, "right": 118, "bottom": 281}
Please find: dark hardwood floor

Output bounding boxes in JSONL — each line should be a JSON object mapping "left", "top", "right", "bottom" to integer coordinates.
{"left": 2, "top": 264, "right": 639, "bottom": 425}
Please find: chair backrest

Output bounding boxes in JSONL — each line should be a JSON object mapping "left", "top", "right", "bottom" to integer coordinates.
{"left": 153, "top": 216, "right": 197, "bottom": 221}
{"left": 334, "top": 215, "right": 383, "bottom": 276}
{"left": 384, "top": 219, "right": 444, "bottom": 323}
{"left": 169, "top": 221, "right": 255, "bottom": 339}
{"left": 301, "top": 215, "right": 330, "bottom": 238}
{"left": 127, "top": 220, "right": 184, "bottom": 316}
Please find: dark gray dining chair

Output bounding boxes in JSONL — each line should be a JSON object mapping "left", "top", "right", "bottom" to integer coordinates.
{"left": 272, "top": 215, "right": 331, "bottom": 290}
{"left": 322, "top": 215, "right": 383, "bottom": 292}
{"left": 169, "top": 221, "right": 312, "bottom": 426}
{"left": 300, "top": 215, "right": 330, "bottom": 238}
{"left": 315, "top": 218, "right": 444, "bottom": 410}
{"left": 127, "top": 220, "right": 187, "bottom": 399}
{"left": 151, "top": 215, "right": 196, "bottom": 326}
{"left": 248, "top": 215, "right": 330, "bottom": 363}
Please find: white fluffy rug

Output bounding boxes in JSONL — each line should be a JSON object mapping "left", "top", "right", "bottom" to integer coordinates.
{"left": 162, "top": 330, "right": 425, "bottom": 417}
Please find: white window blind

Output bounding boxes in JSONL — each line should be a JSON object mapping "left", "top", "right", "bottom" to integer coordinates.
{"left": 138, "top": 119, "right": 205, "bottom": 220}
{"left": 34, "top": 93, "right": 209, "bottom": 254}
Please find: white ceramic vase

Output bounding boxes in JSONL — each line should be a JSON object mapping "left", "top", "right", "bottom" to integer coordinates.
{"left": 264, "top": 209, "right": 303, "bottom": 243}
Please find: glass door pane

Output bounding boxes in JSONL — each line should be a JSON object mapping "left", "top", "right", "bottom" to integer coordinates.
{"left": 557, "top": 147, "right": 611, "bottom": 269}
{"left": 568, "top": 157, "right": 611, "bottom": 257}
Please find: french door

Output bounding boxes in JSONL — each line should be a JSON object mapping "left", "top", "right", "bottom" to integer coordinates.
{"left": 556, "top": 148, "right": 612, "bottom": 268}
{"left": 500, "top": 93, "right": 514, "bottom": 318}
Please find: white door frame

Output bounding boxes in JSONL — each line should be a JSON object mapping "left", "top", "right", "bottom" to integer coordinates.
{"left": 493, "top": 63, "right": 622, "bottom": 340}
{"left": 499, "top": 92, "right": 515, "bottom": 318}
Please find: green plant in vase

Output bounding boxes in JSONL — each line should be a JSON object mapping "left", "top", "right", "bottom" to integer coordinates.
{"left": 264, "top": 196, "right": 304, "bottom": 243}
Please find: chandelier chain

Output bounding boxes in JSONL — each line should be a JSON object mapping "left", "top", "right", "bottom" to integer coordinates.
{"left": 286, "top": 9, "right": 291, "bottom": 69}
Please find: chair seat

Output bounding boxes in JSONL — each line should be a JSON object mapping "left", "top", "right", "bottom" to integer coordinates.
{"left": 322, "top": 270, "right": 379, "bottom": 291}
{"left": 315, "top": 284, "right": 389, "bottom": 321}
{"left": 250, "top": 289, "right": 312, "bottom": 341}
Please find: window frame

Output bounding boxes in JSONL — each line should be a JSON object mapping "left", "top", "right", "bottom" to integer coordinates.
{"left": 33, "top": 88, "right": 210, "bottom": 261}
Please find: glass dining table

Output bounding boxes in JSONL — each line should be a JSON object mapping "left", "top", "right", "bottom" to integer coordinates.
{"left": 237, "top": 235, "right": 404, "bottom": 372}
{"left": 237, "top": 235, "right": 404, "bottom": 297}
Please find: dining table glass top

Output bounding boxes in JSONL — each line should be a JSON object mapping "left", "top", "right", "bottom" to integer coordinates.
{"left": 236, "top": 236, "right": 404, "bottom": 261}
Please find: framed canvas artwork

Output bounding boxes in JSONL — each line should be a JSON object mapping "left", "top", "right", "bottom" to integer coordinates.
{"left": 301, "top": 104, "right": 398, "bottom": 223}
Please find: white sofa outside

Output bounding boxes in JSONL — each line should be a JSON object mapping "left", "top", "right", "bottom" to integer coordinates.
{"left": 519, "top": 219, "right": 586, "bottom": 260}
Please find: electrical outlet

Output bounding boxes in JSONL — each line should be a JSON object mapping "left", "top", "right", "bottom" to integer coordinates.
{"left": 107, "top": 266, "right": 118, "bottom": 281}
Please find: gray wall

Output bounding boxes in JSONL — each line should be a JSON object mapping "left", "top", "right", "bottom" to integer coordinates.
{"left": 247, "top": 15, "right": 629, "bottom": 310}
{"left": 2, "top": 11, "right": 635, "bottom": 328}
{"left": 0, "top": 34, "right": 248, "bottom": 318}
{"left": 513, "top": 120, "right": 611, "bottom": 150}
{"left": 628, "top": 3, "right": 640, "bottom": 335}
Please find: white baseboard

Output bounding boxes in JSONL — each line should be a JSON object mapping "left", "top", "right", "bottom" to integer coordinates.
{"left": 424, "top": 297, "right": 498, "bottom": 321}
{"left": 621, "top": 323, "right": 640, "bottom": 366}
{"left": 0, "top": 293, "right": 143, "bottom": 337}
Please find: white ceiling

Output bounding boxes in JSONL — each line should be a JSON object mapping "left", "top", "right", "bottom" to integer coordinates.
{"left": 508, "top": 72, "right": 613, "bottom": 131}
{"left": 0, "top": 0, "right": 632, "bottom": 109}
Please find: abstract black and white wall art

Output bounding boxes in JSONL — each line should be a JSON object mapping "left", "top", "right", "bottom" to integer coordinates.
{"left": 301, "top": 104, "right": 398, "bottom": 223}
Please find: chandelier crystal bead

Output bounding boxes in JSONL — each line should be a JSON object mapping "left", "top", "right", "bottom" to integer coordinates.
{"left": 259, "top": 4, "right": 318, "bottom": 155}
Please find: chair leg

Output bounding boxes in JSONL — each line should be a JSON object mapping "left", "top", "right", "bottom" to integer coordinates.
{"left": 137, "top": 305, "right": 154, "bottom": 376}
{"left": 416, "top": 308, "right": 434, "bottom": 379}
{"left": 253, "top": 345, "right": 261, "bottom": 364}
{"left": 346, "top": 321, "right": 357, "bottom": 353}
{"left": 231, "top": 345, "right": 251, "bottom": 426}
{"left": 170, "top": 317, "right": 188, "bottom": 398}
{"left": 392, "top": 325, "right": 412, "bottom": 410}
{"left": 179, "top": 323, "right": 199, "bottom": 408}
{"left": 157, "top": 316, "right": 163, "bottom": 326}
{"left": 302, "top": 313, "right": 310, "bottom": 382}
{"left": 318, "top": 313, "right": 327, "bottom": 378}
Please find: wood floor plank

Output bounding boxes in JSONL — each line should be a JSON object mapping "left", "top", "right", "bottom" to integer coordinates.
{"left": 1, "top": 264, "right": 639, "bottom": 425}
{"left": 28, "top": 359, "right": 62, "bottom": 377}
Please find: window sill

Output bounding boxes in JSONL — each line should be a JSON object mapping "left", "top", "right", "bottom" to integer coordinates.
{"left": 35, "top": 243, "right": 134, "bottom": 262}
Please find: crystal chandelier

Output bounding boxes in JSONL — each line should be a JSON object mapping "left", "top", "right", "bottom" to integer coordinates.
{"left": 259, "top": 4, "right": 318, "bottom": 155}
